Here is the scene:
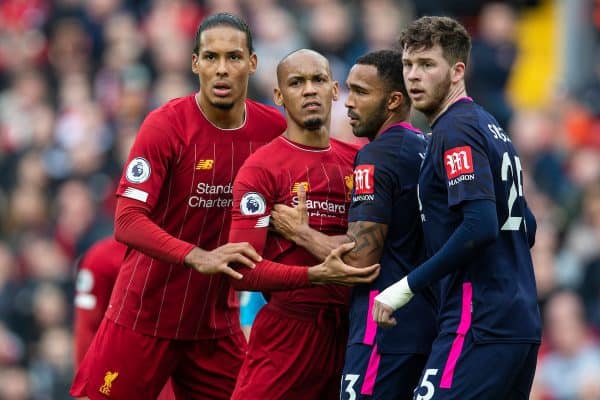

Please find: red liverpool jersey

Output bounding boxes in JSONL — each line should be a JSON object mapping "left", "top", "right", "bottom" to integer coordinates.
{"left": 107, "top": 96, "right": 286, "bottom": 339}
{"left": 74, "top": 236, "right": 126, "bottom": 367}
{"left": 230, "top": 136, "right": 358, "bottom": 306}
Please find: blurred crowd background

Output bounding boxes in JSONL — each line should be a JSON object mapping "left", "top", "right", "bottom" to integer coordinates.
{"left": 0, "top": 0, "right": 599, "bottom": 399}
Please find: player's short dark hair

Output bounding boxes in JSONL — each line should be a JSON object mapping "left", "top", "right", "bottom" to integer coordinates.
{"left": 193, "top": 13, "right": 254, "bottom": 55}
{"left": 355, "top": 50, "right": 407, "bottom": 98}
{"left": 399, "top": 16, "right": 471, "bottom": 66}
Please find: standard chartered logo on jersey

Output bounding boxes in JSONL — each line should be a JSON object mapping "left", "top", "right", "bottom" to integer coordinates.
{"left": 188, "top": 182, "right": 233, "bottom": 208}
{"left": 291, "top": 195, "right": 346, "bottom": 218}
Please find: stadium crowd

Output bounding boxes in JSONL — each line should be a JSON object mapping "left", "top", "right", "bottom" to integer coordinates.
{"left": 0, "top": 0, "right": 599, "bottom": 399}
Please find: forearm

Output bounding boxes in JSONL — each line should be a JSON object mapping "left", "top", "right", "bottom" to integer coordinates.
{"left": 293, "top": 225, "right": 349, "bottom": 261}
{"left": 230, "top": 259, "right": 311, "bottom": 291}
{"left": 115, "top": 197, "right": 194, "bottom": 264}
{"left": 408, "top": 199, "right": 498, "bottom": 292}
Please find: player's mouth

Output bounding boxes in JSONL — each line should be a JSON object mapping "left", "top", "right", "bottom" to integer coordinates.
{"left": 409, "top": 88, "right": 425, "bottom": 100}
{"left": 213, "top": 82, "right": 232, "bottom": 97}
{"left": 347, "top": 111, "right": 360, "bottom": 126}
{"left": 303, "top": 101, "right": 321, "bottom": 111}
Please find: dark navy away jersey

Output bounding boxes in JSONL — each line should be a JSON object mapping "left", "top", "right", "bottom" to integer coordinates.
{"left": 418, "top": 98, "right": 541, "bottom": 343}
{"left": 347, "top": 123, "right": 437, "bottom": 354}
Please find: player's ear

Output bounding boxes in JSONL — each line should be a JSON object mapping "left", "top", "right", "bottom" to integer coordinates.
{"left": 332, "top": 81, "right": 340, "bottom": 101}
{"left": 387, "top": 91, "right": 404, "bottom": 112}
{"left": 249, "top": 53, "right": 257, "bottom": 75}
{"left": 191, "top": 53, "right": 200, "bottom": 74}
{"left": 451, "top": 61, "right": 465, "bottom": 84}
{"left": 273, "top": 87, "right": 284, "bottom": 106}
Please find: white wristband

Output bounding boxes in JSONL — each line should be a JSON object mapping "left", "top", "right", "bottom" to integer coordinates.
{"left": 374, "top": 276, "right": 414, "bottom": 310}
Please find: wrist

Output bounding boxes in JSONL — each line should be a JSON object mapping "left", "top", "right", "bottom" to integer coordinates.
{"left": 307, "top": 263, "right": 325, "bottom": 284}
{"left": 183, "top": 247, "right": 205, "bottom": 267}
{"left": 375, "top": 276, "right": 414, "bottom": 310}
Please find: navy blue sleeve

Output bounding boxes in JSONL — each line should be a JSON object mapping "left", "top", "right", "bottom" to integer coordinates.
{"left": 407, "top": 199, "right": 499, "bottom": 292}
{"left": 524, "top": 203, "right": 536, "bottom": 248}
{"left": 438, "top": 119, "right": 495, "bottom": 207}
{"left": 348, "top": 145, "right": 395, "bottom": 224}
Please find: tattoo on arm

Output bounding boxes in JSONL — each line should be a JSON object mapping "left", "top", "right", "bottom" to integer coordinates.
{"left": 345, "top": 221, "right": 388, "bottom": 266}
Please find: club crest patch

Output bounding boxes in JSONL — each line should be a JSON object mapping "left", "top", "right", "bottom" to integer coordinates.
{"left": 240, "top": 192, "right": 266, "bottom": 215}
{"left": 126, "top": 157, "right": 151, "bottom": 184}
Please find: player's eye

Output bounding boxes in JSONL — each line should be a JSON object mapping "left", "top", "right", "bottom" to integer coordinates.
{"left": 230, "top": 54, "right": 241, "bottom": 60}
{"left": 203, "top": 53, "right": 216, "bottom": 60}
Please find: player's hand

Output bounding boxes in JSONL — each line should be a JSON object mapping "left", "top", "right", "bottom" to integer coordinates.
{"left": 372, "top": 300, "right": 397, "bottom": 327}
{"left": 308, "top": 242, "right": 380, "bottom": 285}
{"left": 271, "top": 184, "right": 309, "bottom": 242}
{"left": 372, "top": 277, "right": 414, "bottom": 327}
{"left": 183, "top": 243, "right": 262, "bottom": 280}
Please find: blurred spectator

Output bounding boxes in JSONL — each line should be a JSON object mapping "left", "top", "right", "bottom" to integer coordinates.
{"left": 0, "top": 366, "right": 32, "bottom": 400}
{"left": 467, "top": 2, "right": 518, "bottom": 129}
{"left": 536, "top": 290, "right": 600, "bottom": 400}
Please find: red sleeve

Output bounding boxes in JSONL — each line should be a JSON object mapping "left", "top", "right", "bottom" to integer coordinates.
{"left": 228, "top": 164, "right": 311, "bottom": 291}
{"left": 114, "top": 196, "right": 194, "bottom": 264}
{"left": 116, "top": 108, "right": 176, "bottom": 208}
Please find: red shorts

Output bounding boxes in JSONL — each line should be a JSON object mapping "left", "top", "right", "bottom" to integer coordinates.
{"left": 71, "top": 318, "right": 246, "bottom": 400}
{"left": 231, "top": 301, "right": 348, "bottom": 400}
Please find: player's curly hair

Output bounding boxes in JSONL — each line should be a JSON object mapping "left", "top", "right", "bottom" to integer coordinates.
{"left": 194, "top": 13, "right": 254, "bottom": 55}
{"left": 355, "top": 50, "right": 407, "bottom": 97}
{"left": 399, "top": 16, "right": 471, "bottom": 66}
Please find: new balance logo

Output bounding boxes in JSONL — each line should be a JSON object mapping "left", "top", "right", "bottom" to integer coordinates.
{"left": 353, "top": 165, "right": 374, "bottom": 195}
{"left": 195, "top": 160, "right": 214, "bottom": 170}
{"left": 444, "top": 146, "right": 474, "bottom": 179}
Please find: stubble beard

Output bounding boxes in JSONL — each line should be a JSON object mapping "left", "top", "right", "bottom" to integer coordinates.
{"left": 352, "top": 99, "right": 387, "bottom": 140}
{"left": 303, "top": 117, "right": 324, "bottom": 131}
{"left": 415, "top": 72, "right": 452, "bottom": 118}
{"left": 211, "top": 99, "right": 235, "bottom": 110}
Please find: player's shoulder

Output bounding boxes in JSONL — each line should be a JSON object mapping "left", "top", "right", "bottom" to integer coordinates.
{"left": 246, "top": 99, "right": 286, "bottom": 127}
{"left": 146, "top": 95, "right": 193, "bottom": 122}
{"left": 361, "top": 126, "right": 425, "bottom": 163}
{"left": 330, "top": 137, "right": 361, "bottom": 154}
{"left": 241, "top": 136, "right": 286, "bottom": 168}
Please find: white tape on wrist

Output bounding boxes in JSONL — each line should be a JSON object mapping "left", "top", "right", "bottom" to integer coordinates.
{"left": 374, "top": 276, "right": 414, "bottom": 310}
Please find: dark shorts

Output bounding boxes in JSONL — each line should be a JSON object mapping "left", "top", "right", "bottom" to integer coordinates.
{"left": 231, "top": 302, "right": 348, "bottom": 400}
{"left": 70, "top": 317, "right": 246, "bottom": 400}
{"left": 341, "top": 343, "right": 427, "bottom": 400}
{"left": 412, "top": 331, "right": 539, "bottom": 400}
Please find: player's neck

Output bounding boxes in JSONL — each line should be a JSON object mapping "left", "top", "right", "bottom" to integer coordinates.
{"left": 428, "top": 82, "right": 467, "bottom": 126}
{"left": 195, "top": 93, "right": 246, "bottom": 129}
{"left": 374, "top": 113, "right": 409, "bottom": 140}
{"left": 285, "top": 126, "right": 330, "bottom": 148}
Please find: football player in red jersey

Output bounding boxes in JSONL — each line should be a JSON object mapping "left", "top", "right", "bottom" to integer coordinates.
{"left": 228, "top": 49, "right": 380, "bottom": 400}
{"left": 74, "top": 236, "right": 175, "bottom": 399}
{"left": 71, "top": 13, "right": 287, "bottom": 400}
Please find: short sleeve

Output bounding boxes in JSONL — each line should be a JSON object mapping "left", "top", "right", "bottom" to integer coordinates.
{"left": 438, "top": 120, "right": 495, "bottom": 208}
{"left": 348, "top": 146, "right": 395, "bottom": 224}
{"left": 116, "top": 110, "right": 177, "bottom": 208}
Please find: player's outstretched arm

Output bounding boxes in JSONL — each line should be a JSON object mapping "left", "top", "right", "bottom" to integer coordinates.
{"left": 271, "top": 185, "right": 348, "bottom": 261}
{"left": 373, "top": 199, "right": 498, "bottom": 327}
{"left": 308, "top": 242, "right": 380, "bottom": 286}
{"left": 183, "top": 243, "right": 261, "bottom": 280}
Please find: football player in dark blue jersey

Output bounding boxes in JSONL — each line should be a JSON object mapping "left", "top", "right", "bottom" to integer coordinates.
{"left": 270, "top": 50, "right": 436, "bottom": 400}
{"left": 372, "top": 16, "right": 541, "bottom": 400}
